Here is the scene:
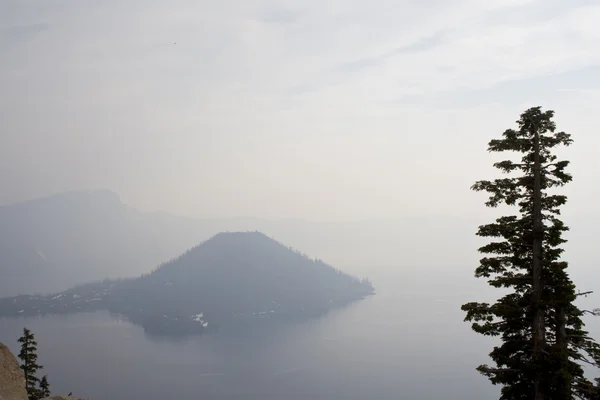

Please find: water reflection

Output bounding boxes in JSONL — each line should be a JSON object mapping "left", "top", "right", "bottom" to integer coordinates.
{"left": 0, "top": 272, "right": 501, "bottom": 400}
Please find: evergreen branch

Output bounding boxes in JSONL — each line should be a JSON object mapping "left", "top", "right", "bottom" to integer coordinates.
{"left": 479, "top": 366, "right": 521, "bottom": 374}
{"left": 463, "top": 106, "right": 598, "bottom": 400}
{"left": 582, "top": 309, "right": 600, "bottom": 316}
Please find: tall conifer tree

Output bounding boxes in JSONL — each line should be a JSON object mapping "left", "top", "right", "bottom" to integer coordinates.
{"left": 18, "top": 327, "right": 43, "bottom": 400}
{"left": 461, "top": 106, "right": 600, "bottom": 399}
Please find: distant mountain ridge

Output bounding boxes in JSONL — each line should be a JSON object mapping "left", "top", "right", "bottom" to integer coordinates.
{"left": 0, "top": 232, "right": 374, "bottom": 336}
{"left": 0, "top": 189, "right": 500, "bottom": 298}
{"left": 0, "top": 190, "right": 215, "bottom": 296}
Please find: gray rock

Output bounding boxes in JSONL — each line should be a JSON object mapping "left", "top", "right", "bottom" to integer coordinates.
{"left": 0, "top": 342, "right": 28, "bottom": 400}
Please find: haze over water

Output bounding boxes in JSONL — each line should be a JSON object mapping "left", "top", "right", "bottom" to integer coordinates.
{"left": 2, "top": 1, "right": 600, "bottom": 399}
{"left": 1, "top": 268, "right": 501, "bottom": 400}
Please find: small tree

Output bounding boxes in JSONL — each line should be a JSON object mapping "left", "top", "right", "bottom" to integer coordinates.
{"left": 18, "top": 327, "right": 43, "bottom": 400}
{"left": 39, "top": 375, "right": 51, "bottom": 398}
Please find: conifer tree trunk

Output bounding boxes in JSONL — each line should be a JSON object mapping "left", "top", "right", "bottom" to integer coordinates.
{"left": 557, "top": 306, "right": 570, "bottom": 398}
{"left": 462, "top": 106, "right": 600, "bottom": 399}
{"left": 18, "top": 328, "right": 43, "bottom": 400}
{"left": 532, "top": 128, "right": 545, "bottom": 400}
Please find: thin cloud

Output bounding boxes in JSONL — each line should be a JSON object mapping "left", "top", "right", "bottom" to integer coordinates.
{"left": 256, "top": 5, "right": 301, "bottom": 24}
{"left": 2, "top": 22, "right": 49, "bottom": 40}
{"left": 1, "top": 0, "right": 599, "bottom": 220}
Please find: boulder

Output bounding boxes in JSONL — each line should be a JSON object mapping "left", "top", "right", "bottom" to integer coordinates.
{"left": 0, "top": 342, "right": 28, "bottom": 400}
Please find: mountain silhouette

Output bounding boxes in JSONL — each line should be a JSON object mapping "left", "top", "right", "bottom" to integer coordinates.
{"left": 0, "top": 232, "right": 374, "bottom": 336}
{"left": 0, "top": 190, "right": 222, "bottom": 296}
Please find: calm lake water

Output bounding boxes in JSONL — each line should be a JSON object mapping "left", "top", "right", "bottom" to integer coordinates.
{"left": 3, "top": 267, "right": 575, "bottom": 400}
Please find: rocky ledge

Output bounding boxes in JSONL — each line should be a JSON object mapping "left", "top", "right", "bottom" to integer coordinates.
{"left": 0, "top": 343, "right": 86, "bottom": 400}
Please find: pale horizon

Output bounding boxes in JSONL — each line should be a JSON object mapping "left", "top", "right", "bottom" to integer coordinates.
{"left": 2, "top": 0, "right": 599, "bottom": 221}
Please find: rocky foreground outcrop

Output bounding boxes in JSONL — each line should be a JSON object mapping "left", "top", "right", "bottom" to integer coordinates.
{"left": 0, "top": 343, "right": 28, "bottom": 400}
{"left": 0, "top": 343, "right": 85, "bottom": 400}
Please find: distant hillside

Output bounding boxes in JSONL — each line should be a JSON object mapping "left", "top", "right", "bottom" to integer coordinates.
{"left": 0, "top": 232, "right": 374, "bottom": 336}
{"left": 0, "top": 190, "right": 215, "bottom": 296}
{"left": 0, "top": 189, "right": 497, "bottom": 298}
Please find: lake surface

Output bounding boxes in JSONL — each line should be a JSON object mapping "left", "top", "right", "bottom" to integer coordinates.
{"left": 5, "top": 267, "right": 589, "bottom": 400}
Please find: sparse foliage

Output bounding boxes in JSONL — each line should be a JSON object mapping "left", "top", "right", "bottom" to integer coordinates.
{"left": 39, "top": 375, "right": 51, "bottom": 398}
{"left": 461, "top": 106, "right": 600, "bottom": 399}
{"left": 18, "top": 327, "right": 43, "bottom": 400}
{"left": 17, "top": 328, "right": 51, "bottom": 400}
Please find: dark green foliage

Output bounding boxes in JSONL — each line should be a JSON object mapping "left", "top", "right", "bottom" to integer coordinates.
{"left": 461, "top": 107, "right": 600, "bottom": 399}
{"left": 18, "top": 327, "right": 43, "bottom": 400}
{"left": 39, "top": 375, "right": 50, "bottom": 398}
{"left": 17, "top": 328, "right": 51, "bottom": 400}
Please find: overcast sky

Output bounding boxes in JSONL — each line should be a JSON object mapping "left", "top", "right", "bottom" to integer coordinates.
{"left": 1, "top": 0, "right": 599, "bottom": 221}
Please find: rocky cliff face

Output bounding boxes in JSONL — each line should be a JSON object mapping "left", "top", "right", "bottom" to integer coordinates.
{"left": 0, "top": 343, "right": 85, "bottom": 400}
{"left": 0, "top": 343, "right": 28, "bottom": 400}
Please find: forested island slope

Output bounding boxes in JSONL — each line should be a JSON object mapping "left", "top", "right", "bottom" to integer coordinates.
{"left": 0, "top": 232, "right": 374, "bottom": 336}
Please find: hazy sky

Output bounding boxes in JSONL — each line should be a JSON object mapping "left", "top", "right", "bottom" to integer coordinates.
{"left": 1, "top": 0, "right": 599, "bottom": 221}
